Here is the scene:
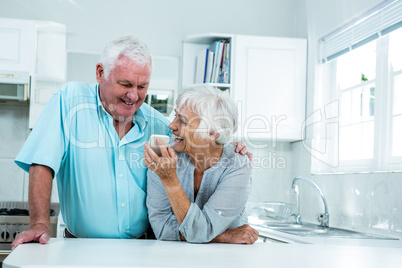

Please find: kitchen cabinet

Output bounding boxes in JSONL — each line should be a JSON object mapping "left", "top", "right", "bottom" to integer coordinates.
{"left": 29, "top": 21, "right": 66, "bottom": 129}
{"left": 0, "top": 18, "right": 35, "bottom": 72}
{"left": 182, "top": 33, "right": 307, "bottom": 142}
{"left": 0, "top": 18, "right": 66, "bottom": 128}
{"left": 233, "top": 35, "right": 307, "bottom": 142}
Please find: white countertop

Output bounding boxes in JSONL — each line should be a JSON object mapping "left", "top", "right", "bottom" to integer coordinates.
{"left": 3, "top": 238, "right": 402, "bottom": 268}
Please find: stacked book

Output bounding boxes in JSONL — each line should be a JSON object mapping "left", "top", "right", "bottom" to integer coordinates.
{"left": 195, "top": 39, "right": 230, "bottom": 84}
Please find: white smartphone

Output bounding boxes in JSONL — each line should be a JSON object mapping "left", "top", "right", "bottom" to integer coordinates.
{"left": 149, "top": 134, "right": 170, "bottom": 156}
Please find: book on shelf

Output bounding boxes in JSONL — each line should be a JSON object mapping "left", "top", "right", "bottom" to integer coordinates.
{"left": 195, "top": 39, "right": 230, "bottom": 85}
{"left": 219, "top": 41, "right": 226, "bottom": 83}
{"left": 208, "top": 40, "right": 219, "bottom": 83}
{"left": 205, "top": 50, "right": 214, "bottom": 84}
{"left": 213, "top": 41, "right": 224, "bottom": 83}
{"left": 195, "top": 48, "right": 209, "bottom": 83}
{"left": 220, "top": 41, "right": 230, "bottom": 83}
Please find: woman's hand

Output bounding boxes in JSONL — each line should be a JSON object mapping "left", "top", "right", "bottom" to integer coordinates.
{"left": 143, "top": 139, "right": 178, "bottom": 184}
{"left": 212, "top": 224, "right": 259, "bottom": 244}
{"left": 144, "top": 139, "right": 190, "bottom": 224}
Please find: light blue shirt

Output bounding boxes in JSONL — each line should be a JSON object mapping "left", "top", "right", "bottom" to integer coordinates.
{"left": 147, "top": 143, "right": 252, "bottom": 243}
{"left": 15, "top": 82, "right": 171, "bottom": 238}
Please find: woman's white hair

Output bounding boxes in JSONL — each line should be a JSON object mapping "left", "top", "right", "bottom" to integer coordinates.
{"left": 100, "top": 35, "right": 152, "bottom": 79}
{"left": 176, "top": 85, "right": 238, "bottom": 144}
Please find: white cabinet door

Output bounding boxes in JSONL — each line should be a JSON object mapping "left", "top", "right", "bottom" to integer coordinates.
{"left": 233, "top": 35, "right": 307, "bottom": 142}
{"left": 29, "top": 22, "right": 66, "bottom": 129}
{"left": 0, "top": 18, "right": 35, "bottom": 72}
{"left": 35, "top": 22, "right": 66, "bottom": 80}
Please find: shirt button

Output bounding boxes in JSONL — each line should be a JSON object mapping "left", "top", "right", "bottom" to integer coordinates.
{"left": 119, "top": 174, "right": 123, "bottom": 178}
{"left": 121, "top": 203, "right": 126, "bottom": 207}
{"left": 218, "top": 211, "right": 222, "bottom": 215}
{"left": 122, "top": 229, "right": 125, "bottom": 233}
{"left": 117, "top": 147, "right": 120, "bottom": 151}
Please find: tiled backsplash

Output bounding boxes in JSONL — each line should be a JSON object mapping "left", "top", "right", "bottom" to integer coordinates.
{"left": 0, "top": 103, "right": 59, "bottom": 203}
{"left": 291, "top": 141, "right": 402, "bottom": 237}
{"left": 0, "top": 103, "right": 29, "bottom": 201}
{"left": 245, "top": 141, "right": 293, "bottom": 203}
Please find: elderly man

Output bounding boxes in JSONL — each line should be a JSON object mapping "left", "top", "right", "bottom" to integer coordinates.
{"left": 12, "top": 36, "right": 252, "bottom": 249}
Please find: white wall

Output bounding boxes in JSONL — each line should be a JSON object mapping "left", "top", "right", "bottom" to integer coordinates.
{"left": 0, "top": 0, "right": 306, "bottom": 56}
{"left": 289, "top": 0, "right": 402, "bottom": 237}
{"left": 0, "top": 0, "right": 306, "bottom": 202}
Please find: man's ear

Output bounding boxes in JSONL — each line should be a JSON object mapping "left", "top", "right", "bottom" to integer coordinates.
{"left": 96, "top": 63, "right": 104, "bottom": 83}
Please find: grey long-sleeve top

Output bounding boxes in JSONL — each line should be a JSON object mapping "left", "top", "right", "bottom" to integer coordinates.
{"left": 146, "top": 143, "right": 252, "bottom": 243}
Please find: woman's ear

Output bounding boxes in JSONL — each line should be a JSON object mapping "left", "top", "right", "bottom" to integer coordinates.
{"left": 209, "top": 131, "right": 219, "bottom": 141}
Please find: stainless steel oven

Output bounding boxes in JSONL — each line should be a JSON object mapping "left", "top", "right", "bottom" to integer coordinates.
{"left": 0, "top": 202, "right": 59, "bottom": 263}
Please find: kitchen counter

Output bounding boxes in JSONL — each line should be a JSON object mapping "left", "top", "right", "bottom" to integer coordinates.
{"left": 3, "top": 238, "right": 402, "bottom": 268}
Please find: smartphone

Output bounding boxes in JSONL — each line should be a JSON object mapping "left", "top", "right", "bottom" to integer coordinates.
{"left": 149, "top": 134, "right": 170, "bottom": 156}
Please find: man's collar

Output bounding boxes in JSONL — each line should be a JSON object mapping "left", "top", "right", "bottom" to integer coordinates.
{"left": 133, "top": 105, "right": 148, "bottom": 131}
{"left": 96, "top": 84, "right": 105, "bottom": 111}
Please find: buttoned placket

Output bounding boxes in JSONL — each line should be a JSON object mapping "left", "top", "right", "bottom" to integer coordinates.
{"left": 115, "top": 119, "right": 147, "bottom": 238}
{"left": 115, "top": 144, "right": 130, "bottom": 237}
{"left": 100, "top": 109, "right": 130, "bottom": 237}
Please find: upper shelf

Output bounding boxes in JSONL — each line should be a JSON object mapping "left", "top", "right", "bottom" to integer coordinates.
{"left": 183, "top": 33, "right": 234, "bottom": 44}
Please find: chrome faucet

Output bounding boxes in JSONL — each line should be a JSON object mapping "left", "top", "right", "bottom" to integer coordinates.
{"left": 291, "top": 177, "right": 329, "bottom": 228}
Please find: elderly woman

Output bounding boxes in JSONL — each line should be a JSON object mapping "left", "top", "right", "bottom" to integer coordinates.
{"left": 143, "top": 85, "right": 258, "bottom": 244}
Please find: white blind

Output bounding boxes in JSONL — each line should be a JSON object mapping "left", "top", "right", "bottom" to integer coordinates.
{"left": 320, "top": 0, "right": 402, "bottom": 63}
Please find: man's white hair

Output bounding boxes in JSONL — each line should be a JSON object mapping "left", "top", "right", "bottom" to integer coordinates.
{"left": 176, "top": 85, "right": 238, "bottom": 144}
{"left": 100, "top": 35, "right": 152, "bottom": 79}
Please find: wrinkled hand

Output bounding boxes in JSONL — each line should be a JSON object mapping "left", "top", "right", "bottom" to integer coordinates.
{"left": 214, "top": 224, "right": 259, "bottom": 244}
{"left": 143, "top": 139, "right": 177, "bottom": 182}
{"left": 231, "top": 141, "right": 253, "bottom": 161}
{"left": 11, "top": 223, "right": 50, "bottom": 250}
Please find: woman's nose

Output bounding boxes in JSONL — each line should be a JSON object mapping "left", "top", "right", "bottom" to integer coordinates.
{"left": 169, "top": 120, "right": 177, "bottom": 131}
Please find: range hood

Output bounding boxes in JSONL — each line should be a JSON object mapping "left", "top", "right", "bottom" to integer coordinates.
{"left": 0, "top": 70, "right": 30, "bottom": 101}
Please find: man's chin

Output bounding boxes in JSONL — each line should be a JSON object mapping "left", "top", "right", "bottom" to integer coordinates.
{"left": 112, "top": 111, "right": 137, "bottom": 122}
{"left": 117, "top": 106, "right": 140, "bottom": 116}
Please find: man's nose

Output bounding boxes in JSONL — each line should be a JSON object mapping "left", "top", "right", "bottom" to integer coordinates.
{"left": 126, "top": 86, "right": 139, "bottom": 101}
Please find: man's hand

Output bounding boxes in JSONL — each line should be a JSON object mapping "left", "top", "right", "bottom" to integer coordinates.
{"left": 231, "top": 141, "right": 253, "bottom": 161}
{"left": 11, "top": 223, "right": 51, "bottom": 250}
{"left": 212, "top": 224, "right": 259, "bottom": 244}
{"left": 12, "top": 164, "right": 53, "bottom": 250}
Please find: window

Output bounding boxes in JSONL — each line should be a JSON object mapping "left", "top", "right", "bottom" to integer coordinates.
{"left": 388, "top": 29, "right": 402, "bottom": 161}
{"left": 337, "top": 40, "right": 376, "bottom": 162}
{"left": 311, "top": 0, "right": 402, "bottom": 173}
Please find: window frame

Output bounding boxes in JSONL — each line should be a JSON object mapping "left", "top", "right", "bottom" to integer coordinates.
{"left": 313, "top": 28, "right": 402, "bottom": 174}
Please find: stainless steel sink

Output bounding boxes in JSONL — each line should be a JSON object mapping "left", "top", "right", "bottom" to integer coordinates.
{"left": 259, "top": 222, "right": 398, "bottom": 240}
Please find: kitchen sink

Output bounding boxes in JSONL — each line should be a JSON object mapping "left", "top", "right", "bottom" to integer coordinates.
{"left": 249, "top": 178, "right": 399, "bottom": 241}
{"left": 258, "top": 222, "right": 398, "bottom": 240}
{"left": 260, "top": 223, "right": 306, "bottom": 229}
